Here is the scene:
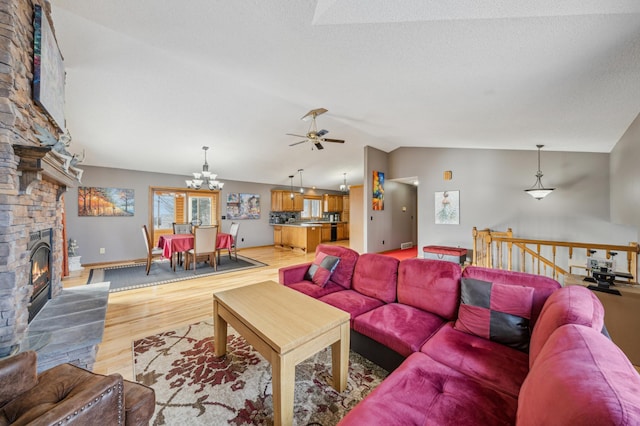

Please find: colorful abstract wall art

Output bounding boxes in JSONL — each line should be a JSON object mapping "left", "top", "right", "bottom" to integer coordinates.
{"left": 372, "top": 171, "right": 385, "bottom": 211}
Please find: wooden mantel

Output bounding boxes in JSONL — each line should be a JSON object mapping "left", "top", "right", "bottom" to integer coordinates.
{"left": 12, "top": 144, "right": 83, "bottom": 199}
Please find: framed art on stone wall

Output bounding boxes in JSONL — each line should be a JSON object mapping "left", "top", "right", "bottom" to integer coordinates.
{"left": 33, "top": 5, "right": 66, "bottom": 132}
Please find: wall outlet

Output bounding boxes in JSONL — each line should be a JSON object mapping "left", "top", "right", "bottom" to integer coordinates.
{"left": 99, "top": 248, "right": 106, "bottom": 254}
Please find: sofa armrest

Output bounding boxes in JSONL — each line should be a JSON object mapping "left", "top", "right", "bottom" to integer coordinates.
{"left": 0, "top": 351, "right": 38, "bottom": 407}
{"left": 0, "top": 363, "right": 124, "bottom": 425}
{"left": 278, "top": 262, "right": 312, "bottom": 285}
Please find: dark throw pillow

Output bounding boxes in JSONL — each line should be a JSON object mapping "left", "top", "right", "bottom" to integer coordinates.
{"left": 305, "top": 252, "right": 341, "bottom": 287}
{"left": 454, "top": 277, "right": 534, "bottom": 352}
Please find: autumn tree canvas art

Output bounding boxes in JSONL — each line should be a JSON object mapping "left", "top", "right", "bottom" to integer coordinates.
{"left": 78, "top": 187, "right": 134, "bottom": 217}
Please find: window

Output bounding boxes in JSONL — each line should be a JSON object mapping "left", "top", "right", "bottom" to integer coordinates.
{"left": 149, "top": 187, "right": 220, "bottom": 246}
{"left": 189, "top": 196, "right": 212, "bottom": 226}
{"left": 302, "top": 197, "right": 322, "bottom": 219}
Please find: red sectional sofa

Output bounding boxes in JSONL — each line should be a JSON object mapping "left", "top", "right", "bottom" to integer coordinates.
{"left": 278, "top": 244, "right": 640, "bottom": 425}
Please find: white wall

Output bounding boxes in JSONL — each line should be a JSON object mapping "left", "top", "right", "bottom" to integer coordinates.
{"left": 383, "top": 147, "right": 637, "bottom": 257}
{"left": 64, "top": 166, "right": 276, "bottom": 264}
{"left": 611, "top": 112, "right": 640, "bottom": 241}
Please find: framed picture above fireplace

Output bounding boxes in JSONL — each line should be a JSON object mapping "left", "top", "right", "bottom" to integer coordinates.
{"left": 33, "top": 4, "right": 66, "bottom": 132}
{"left": 78, "top": 187, "right": 135, "bottom": 217}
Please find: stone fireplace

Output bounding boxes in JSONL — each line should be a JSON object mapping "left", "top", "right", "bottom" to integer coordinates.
{"left": 27, "top": 228, "right": 52, "bottom": 322}
{"left": 0, "top": 0, "right": 81, "bottom": 359}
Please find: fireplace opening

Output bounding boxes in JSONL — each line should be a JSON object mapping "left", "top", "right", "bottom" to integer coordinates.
{"left": 28, "top": 229, "right": 52, "bottom": 322}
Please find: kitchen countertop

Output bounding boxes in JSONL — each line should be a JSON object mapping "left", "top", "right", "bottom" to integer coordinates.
{"left": 270, "top": 221, "right": 347, "bottom": 226}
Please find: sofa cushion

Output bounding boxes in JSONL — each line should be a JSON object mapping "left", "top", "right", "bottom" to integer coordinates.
{"left": 337, "top": 352, "right": 518, "bottom": 426}
{"left": 529, "top": 285, "right": 605, "bottom": 368}
{"left": 517, "top": 324, "right": 640, "bottom": 425}
{"left": 319, "top": 290, "right": 385, "bottom": 324}
{"left": 397, "top": 258, "right": 462, "bottom": 320}
{"left": 305, "top": 252, "right": 340, "bottom": 287}
{"left": 284, "top": 280, "right": 346, "bottom": 299}
{"left": 454, "top": 277, "right": 534, "bottom": 352}
{"left": 353, "top": 303, "right": 446, "bottom": 357}
{"left": 462, "top": 266, "right": 560, "bottom": 327}
{"left": 313, "top": 244, "right": 359, "bottom": 289}
{"left": 421, "top": 322, "right": 529, "bottom": 398}
{"left": 352, "top": 253, "right": 399, "bottom": 303}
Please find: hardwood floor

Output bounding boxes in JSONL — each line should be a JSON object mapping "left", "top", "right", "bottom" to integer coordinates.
{"left": 62, "top": 243, "right": 341, "bottom": 380}
{"left": 63, "top": 241, "right": 640, "bottom": 378}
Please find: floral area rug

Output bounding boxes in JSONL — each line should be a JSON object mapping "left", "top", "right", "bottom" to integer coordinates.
{"left": 133, "top": 320, "right": 388, "bottom": 425}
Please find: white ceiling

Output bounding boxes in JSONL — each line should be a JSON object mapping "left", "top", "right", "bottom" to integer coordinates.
{"left": 49, "top": 0, "right": 640, "bottom": 190}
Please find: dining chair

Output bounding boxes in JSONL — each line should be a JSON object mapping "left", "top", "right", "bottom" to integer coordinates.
{"left": 186, "top": 225, "right": 218, "bottom": 272}
{"left": 172, "top": 222, "right": 192, "bottom": 234}
{"left": 172, "top": 222, "right": 192, "bottom": 266}
{"left": 141, "top": 224, "right": 163, "bottom": 275}
{"left": 218, "top": 222, "right": 240, "bottom": 262}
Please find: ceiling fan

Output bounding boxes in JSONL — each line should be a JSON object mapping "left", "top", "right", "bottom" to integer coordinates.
{"left": 287, "top": 108, "right": 345, "bottom": 150}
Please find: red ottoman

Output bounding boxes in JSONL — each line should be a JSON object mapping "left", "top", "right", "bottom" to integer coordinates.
{"left": 422, "top": 245, "right": 467, "bottom": 265}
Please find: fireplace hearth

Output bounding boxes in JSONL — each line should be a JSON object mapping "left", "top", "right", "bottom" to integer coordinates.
{"left": 28, "top": 229, "right": 52, "bottom": 322}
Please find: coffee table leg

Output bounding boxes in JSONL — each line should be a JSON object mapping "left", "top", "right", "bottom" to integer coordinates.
{"left": 272, "top": 353, "right": 295, "bottom": 426}
{"left": 213, "top": 299, "right": 227, "bottom": 358}
{"left": 331, "top": 322, "right": 350, "bottom": 392}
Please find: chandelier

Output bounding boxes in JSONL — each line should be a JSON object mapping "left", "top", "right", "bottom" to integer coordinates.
{"left": 524, "top": 144, "right": 554, "bottom": 200}
{"left": 340, "top": 173, "right": 349, "bottom": 193}
{"left": 186, "top": 146, "right": 224, "bottom": 190}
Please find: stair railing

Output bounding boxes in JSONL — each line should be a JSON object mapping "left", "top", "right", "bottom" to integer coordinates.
{"left": 472, "top": 227, "right": 639, "bottom": 283}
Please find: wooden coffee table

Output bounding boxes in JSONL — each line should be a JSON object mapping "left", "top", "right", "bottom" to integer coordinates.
{"left": 213, "top": 280, "right": 350, "bottom": 426}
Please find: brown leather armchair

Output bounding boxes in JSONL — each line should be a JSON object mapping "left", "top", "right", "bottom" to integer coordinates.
{"left": 0, "top": 351, "right": 155, "bottom": 425}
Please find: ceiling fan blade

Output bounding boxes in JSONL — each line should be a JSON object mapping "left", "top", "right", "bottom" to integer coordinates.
{"left": 289, "top": 140, "right": 308, "bottom": 146}
{"left": 314, "top": 142, "right": 325, "bottom": 150}
{"left": 322, "top": 138, "right": 345, "bottom": 144}
{"left": 316, "top": 129, "right": 329, "bottom": 137}
{"left": 301, "top": 108, "right": 328, "bottom": 121}
{"left": 286, "top": 133, "right": 307, "bottom": 138}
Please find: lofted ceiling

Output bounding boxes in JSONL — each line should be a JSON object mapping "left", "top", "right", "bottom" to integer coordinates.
{"left": 49, "top": 0, "right": 640, "bottom": 190}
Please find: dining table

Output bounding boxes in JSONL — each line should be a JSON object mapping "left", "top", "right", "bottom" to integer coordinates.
{"left": 157, "top": 232, "right": 234, "bottom": 271}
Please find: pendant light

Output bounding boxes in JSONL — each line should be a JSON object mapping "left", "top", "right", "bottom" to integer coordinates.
{"left": 524, "top": 145, "right": 555, "bottom": 200}
{"left": 289, "top": 175, "right": 295, "bottom": 199}
{"left": 339, "top": 173, "right": 349, "bottom": 193}
{"left": 298, "top": 169, "right": 304, "bottom": 193}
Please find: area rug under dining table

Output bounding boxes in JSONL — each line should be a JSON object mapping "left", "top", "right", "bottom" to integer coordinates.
{"left": 87, "top": 255, "right": 266, "bottom": 292}
{"left": 133, "top": 320, "right": 388, "bottom": 426}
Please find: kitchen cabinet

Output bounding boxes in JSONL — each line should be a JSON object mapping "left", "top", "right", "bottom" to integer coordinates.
{"left": 276, "top": 225, "right": 321, "bottom": 252}
{"left": 337, "top": 223, "right": 345, "bottom": 241}
{"left": 342, "top": 195, "right": 349, "bottom": 213}
{"left": 321, "top": 224, "right": 331, "bottom": 242}
{"left": 323, "top": 194, "right": 343, "bottom": 212}
{"left": 273, "top": 225, "right": 282, "bottom": 246}
{"left": 271, "top": 190, "right": 303, "bottom": 212}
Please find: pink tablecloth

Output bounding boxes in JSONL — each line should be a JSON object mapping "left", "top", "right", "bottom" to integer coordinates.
{"left": 158, "top": 233, "right": 233, "bottom": 259}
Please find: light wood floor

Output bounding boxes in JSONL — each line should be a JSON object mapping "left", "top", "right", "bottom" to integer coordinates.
{"left": 62, "top": 243, "right": 340, "bottom": 380}
{"left": 63, "top": 242, "right": 640, "bottom": 379}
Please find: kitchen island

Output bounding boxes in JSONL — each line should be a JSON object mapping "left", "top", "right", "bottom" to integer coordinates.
{"left": 272, "top": 223, "right": 322, "bottom": 253}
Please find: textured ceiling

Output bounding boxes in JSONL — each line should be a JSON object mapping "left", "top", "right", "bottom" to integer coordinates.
{"left": 49, "top": 0, "right": 640, "bottom": 190}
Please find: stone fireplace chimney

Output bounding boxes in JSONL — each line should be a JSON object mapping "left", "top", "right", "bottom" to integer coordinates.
{"left": 0, "top": 0, "right": 81, "bottom": 358}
